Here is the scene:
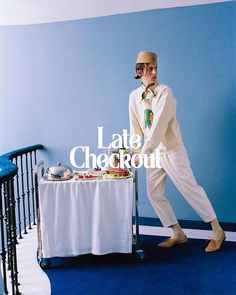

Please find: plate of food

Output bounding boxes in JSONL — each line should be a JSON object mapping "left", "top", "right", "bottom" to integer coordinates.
{"left": 87, "top": 167, "right": 105, "bottom": 177}
{"left": 74, "top": 172, "right": 98, "bottom": 181}
{"left": 103, "top": 167, "right": 133, "bottom": 179}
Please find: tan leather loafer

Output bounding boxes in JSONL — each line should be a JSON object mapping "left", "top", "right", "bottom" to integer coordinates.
{"left": 205, "top": 233, "right": 226, "bottom": 253}
{"left": 158, "top": 235, "right": 188, "bottom": 248}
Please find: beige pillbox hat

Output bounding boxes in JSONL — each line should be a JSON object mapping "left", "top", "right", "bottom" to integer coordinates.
{"left": 136, "top": 51, "right": 157, "bottom": 64}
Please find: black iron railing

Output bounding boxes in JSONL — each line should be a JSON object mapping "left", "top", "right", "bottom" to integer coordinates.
{"left": 0, "top": 144, "right": 44, "bottom": 295}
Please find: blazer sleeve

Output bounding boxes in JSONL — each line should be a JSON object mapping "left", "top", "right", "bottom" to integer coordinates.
{"left": 129, "top": 95, "right": 143, "bottom": 153}
{"left": 141, "top": 87, "right": 175, "bottom": 155}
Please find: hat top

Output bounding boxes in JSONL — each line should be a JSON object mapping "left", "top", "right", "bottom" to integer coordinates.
{"left": 136, "top": 51, "right": 157, "bottom": 64}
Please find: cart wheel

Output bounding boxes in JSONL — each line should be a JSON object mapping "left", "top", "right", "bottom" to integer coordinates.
{"left": 40, "top": 258, "right": 51, "bottom": 269}
{"left": 135, "top": 249, "right": 146, "bottom": 262}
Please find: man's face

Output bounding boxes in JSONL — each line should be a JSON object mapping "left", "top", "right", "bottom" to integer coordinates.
{"left": 141, "top": 63, "right": 158, "bottom": 86}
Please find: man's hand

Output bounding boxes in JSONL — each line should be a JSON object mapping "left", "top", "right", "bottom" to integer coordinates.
{"left": 129, "top": 152, "right": 141, "bottom": 167}
{"left": 133, "top": 154, "right": 140, "bottom": 166}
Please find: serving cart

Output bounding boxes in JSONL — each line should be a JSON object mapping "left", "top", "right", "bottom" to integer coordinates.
{"left": 34, "top": 162, "right": 145, "bottom": 269}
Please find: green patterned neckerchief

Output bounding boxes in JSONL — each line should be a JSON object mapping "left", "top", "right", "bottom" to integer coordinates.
{"left": 141, "top": 83, "right": 157, "bottom": 101}
{"left": 141, "top": 83, "right": 157, "bottom": 128}
{"left": 144, "top": 108, "right": 153, "bottom": 128}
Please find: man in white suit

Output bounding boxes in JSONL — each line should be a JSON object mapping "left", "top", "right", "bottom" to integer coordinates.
{"left": 129, "top": 51, "right": 225, "bottom": 252}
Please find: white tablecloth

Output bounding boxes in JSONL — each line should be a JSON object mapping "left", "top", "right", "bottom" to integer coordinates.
{"left": 39, "top": 177, "right": 133, "bottom": 258}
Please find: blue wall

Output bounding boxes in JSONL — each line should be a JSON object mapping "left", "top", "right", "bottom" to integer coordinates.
{"left": 0, "top": 1, "right": 235, "bottom": 221}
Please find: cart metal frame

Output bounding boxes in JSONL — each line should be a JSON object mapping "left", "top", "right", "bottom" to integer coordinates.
{"left": 132, "top": 168, "right": 145, "bottom": 261}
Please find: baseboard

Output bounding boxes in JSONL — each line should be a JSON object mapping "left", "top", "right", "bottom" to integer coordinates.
{"left": 133, "top": 217, "right": 236, "bottom": 232}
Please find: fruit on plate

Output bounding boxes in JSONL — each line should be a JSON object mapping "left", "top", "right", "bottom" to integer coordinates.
{"left": 87, "top": 168, "right": 104, "bottom": 177}
{"left": 76, "top": 173, "right": 97, "bottom": 180}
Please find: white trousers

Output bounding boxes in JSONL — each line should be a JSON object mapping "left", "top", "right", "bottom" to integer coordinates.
{"left": 146, "top": 148, "right": 216, "bottom": 227}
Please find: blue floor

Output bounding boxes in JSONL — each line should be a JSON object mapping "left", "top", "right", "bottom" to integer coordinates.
{"left": 44, "top": 235, "right": 236, "bottom": 295}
